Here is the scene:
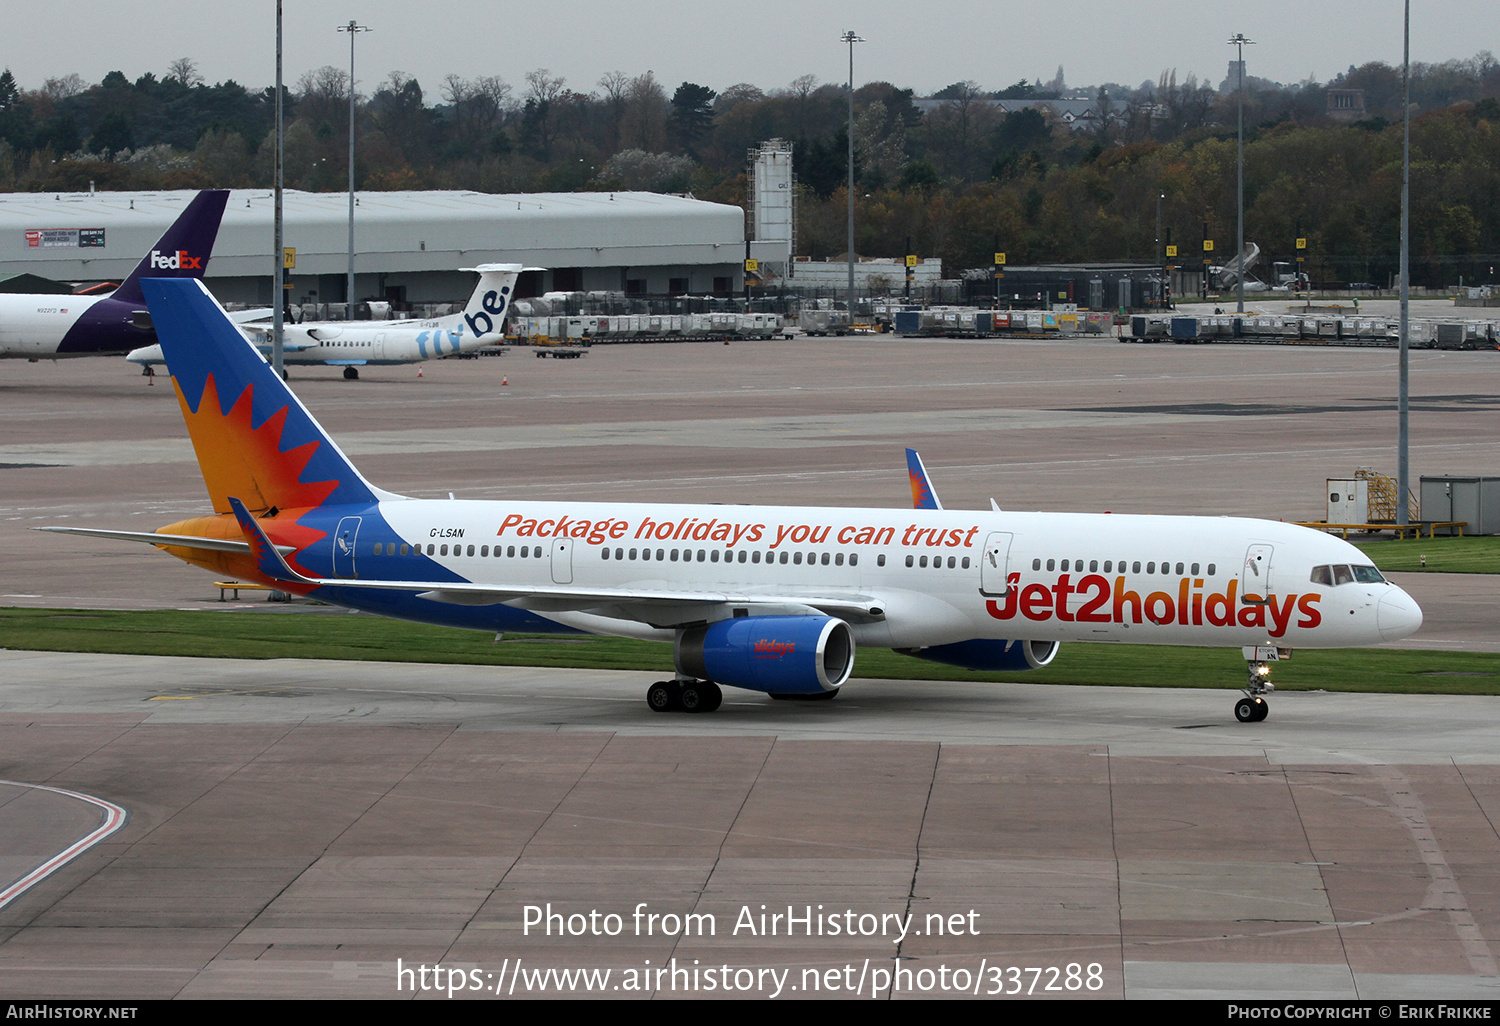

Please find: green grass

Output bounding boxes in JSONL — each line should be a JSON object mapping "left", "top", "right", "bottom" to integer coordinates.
{"left": 1353, "top": 535, "right": 1500, "bottom": 574}
{"left": 2, "top": 607, "right": 1496, "bottom": 695}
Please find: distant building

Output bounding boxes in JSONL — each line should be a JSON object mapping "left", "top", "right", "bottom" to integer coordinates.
{"left": 0, "top": 189, "right": 785, "bottom": 309}
{"left": 1326, "top": 88, "right": 1367, "bottom": 122}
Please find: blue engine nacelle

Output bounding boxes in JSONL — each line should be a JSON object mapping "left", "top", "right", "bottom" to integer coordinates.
{"left": 898, "top": 639, "right": 1060, "bottom": 672}
{"left": 675, "top": 615, "right": 855, "bottom": 695}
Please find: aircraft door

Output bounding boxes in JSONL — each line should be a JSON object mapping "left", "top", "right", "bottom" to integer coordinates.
{"left": 979, "top": 532, "right": 1013, "bottom": 596}
{"left": 333, "top": 516, "right": 362, "bottom": 578}
{"left": 1240, "top": 543, "right": 1273, "bottom": 604}
{"left": 551, "top": 537, "right": 573, "bottom": 584}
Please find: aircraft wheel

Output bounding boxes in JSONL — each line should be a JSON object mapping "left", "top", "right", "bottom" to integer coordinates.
{"left": 1254, "top": 701, "right": 1269, "bottom": 722}
{"left": 1235, "top": 697, "right": 1265, "bottom": 723}
{"left": 646, "top": 681, "right": 679, "bottom": 713}
{"left": 697, "top": 681, "right": 722, "bottom": 712}
{"left": 343, "top": 366, "right": 359, "bottom": 380}
{"left": 677, "top": 682, "right": 706, "bottom": 713}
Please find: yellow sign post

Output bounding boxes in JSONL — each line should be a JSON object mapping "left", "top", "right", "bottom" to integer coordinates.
{"left": 283, "top": 247, "right": 296, "bottom": 269}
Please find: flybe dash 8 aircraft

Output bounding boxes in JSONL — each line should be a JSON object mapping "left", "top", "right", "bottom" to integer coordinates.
{"left": 0, "top": 190, "right": 228, "bottom": 359}
{"left": 42, "top": 278, "right": 1424, "bottom": 723}
{"left": 125, "top": 264, "right": 526, "bottom": 379}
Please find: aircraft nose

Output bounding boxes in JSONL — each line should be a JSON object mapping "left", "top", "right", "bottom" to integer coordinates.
{"left": 1377, "top": 587, "right": 1423, "bottom": 641}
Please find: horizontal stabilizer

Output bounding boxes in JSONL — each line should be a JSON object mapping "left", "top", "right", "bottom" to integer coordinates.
{"left": 35, "top": 525, "right": 293, "bottom": 555}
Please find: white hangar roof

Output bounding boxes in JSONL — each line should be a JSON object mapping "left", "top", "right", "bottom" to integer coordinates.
{"left": 0, "top": 189, "right": 761, "bottom": 283}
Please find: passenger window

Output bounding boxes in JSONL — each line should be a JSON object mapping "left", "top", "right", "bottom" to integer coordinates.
{"left": 961, "top": 557, "right": 970, "bottom": 569}
{"left": 506, "top": 546, "right": 515, "bottom": 557}
{"left": 698, "top": 549, "right": 706, "bottom": 562}
{"left": 906, "top": 555, "right": 914, "bottom": 568}
{"left": 1332, "top": 565, "right": 1354, "bottom": 586}
{"left": 835, "top": 553, "right": 844, "bottom": 566}
{"left": 427, "top": 544, "right": 435, "bottom": 555}
{"left": 1310, "top": 565, "right": 1333, "bottom": 586}
{"left": 440, "top": 544, "right": 449, "bottom": 556}
{"left": 779, "top": 552, "right": 789, "bottom": 564}
{"left": 752, "top": 551, "right": 761, "bottom": 564}
{"left": 401, "top": 545, "right": 409, "bottom": 556}
{"left": 1033, "top": 558, "right": 1041, "bottom": 570}
{"left": 849, "top": 554, "right": 858, "bottom": 566}
{"left": 656, "top": 549, "right": 665, "bottom": 561}
{"left": 468, "top": 545, "right": 476, "bottom": 557}
{"left": 793, "top": 552, "right": 802, "bottom": 565}
{"left": 481, "top": 546, "right": 489, "bottom": 557}
{"left": 739, "top": 550, "right": 748, "bottom": 563}
{"left": 876, "top": 554, "right": 884, "bottom": 566}
{"left": 1132, "top": 561, "right": 1140, "bottom": 573}
{"left": 1089, "top": 560, "right": 1098, "bottom": 572}
{"left": 1175, "top": 562, "right": 1183, "bottom": 575}
{"left": 919, "top": 555, "right": 928, "bottom": 568}
{"left": 602, "top": 548, "right": 611, "bottom": 560}
{"left": 948, "top": 556, "right": 956, "bottom": 569}
{"left": 710, "top": 550, "right": 719, "bottom": 563}
{"left": 1046, "top": 559, "right": 1055, "bottom": 571}
{"left": 1103, "top": 560, "right": 1112, "bottom": 573}
{"left": 1207, "top": 563, "right": 1216, "bottom": 575}
{"left": 1191, "top": 563, "right": 1199, "bottom": 575}
{"left": 615, "top": 547, "right": 624, "bottom": 560}
{"left": 821, "top": 553, "right": 830, "bottom": 566}
{"left": 1146, "top": 562, "right": 1155, "bottom": 574}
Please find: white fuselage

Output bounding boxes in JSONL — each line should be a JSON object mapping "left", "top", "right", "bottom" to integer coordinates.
{"left": 354, "top": 499, "right": 1420, "bottom": 650}
{"left": 0, "top": 294, "right": 108, "bottom": 357}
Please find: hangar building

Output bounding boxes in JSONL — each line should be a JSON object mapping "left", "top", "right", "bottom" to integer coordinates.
{"left": 0, "top": 189, "right": 779, "bottom": 310}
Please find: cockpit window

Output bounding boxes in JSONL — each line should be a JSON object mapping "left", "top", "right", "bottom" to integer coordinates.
{"left": 1352, "top": 565, "right": 1385, "bottom": 584}
{"left": 1332, "top": 565, "right": 1354, "bottom": 586}
{"left": 1310, "top": 565, "right": 1333, "bottom": 586}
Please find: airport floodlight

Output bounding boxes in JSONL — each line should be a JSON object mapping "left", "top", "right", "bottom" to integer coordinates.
{"left": 339, "top": 21, "right": 371, "bottom": 316}
{"left": 1227, "top": 33, "right": 1254, "bottom": 314}
{"left": 841, "top": 31, "right": 864, "bottom": 316}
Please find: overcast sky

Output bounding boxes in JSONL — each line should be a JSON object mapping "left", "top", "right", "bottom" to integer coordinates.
{"left": 6, "top": 1, "right": 1492, "bottom": 99}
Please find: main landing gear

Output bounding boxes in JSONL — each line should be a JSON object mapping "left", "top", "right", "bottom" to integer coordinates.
{"left": 1235, "top": 648, "right": 1277, "bottom": 722}
{"left": 342, "top": 366, "right": 360, "bottom": 380}
{"left": 646, "top": 678, "right": 723, "bottom": 713}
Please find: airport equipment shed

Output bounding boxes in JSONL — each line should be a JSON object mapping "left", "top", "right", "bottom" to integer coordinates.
{"left": 0, "top": 189, "right": 782, "bottom": 309}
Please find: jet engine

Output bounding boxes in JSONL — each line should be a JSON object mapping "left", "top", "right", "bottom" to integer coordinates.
{"left": 675, "top": 615, "right": 855, "bottom": 695}
{"left": 897, "top": 638, "right": 1059, "bottom": 672}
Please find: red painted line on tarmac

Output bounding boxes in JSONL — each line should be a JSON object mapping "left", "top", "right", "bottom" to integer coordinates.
{"left": 0, "top": 779, "right": 128, "bottom": 910}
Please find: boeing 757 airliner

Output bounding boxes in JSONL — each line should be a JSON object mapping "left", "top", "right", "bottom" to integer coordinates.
{"left": 42, "top": 278, "right": 1424, "bottom": 722}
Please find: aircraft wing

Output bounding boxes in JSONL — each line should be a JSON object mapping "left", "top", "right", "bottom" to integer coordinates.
{"left": 225, "top": 498, "right": 884, "bottom": 626}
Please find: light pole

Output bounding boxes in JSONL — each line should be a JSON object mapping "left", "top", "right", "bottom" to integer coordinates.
{"left": 1397, "top": 1, "right": 1410, "bottom": 525}
{"left": 273, "top": 0, "right": 284, "bottom": 378}
{"left": 1227, "top": 33, "right": 1254, "bottom": 314}
{"left": 338, "top": 20, "right": 370, "bottom": 317}
{"left": 841, "top": 30, "right": 863, "bottom": 323}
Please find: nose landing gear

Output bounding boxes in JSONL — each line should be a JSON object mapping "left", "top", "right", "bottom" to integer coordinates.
{"left": 1236, "top": 646, "right": 1283, "bottom": 722}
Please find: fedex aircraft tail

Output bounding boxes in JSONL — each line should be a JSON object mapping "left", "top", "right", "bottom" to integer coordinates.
{"left": 112, "top": 191, "right": 230, "bottom": 304}
{"left": 140, "top": 277, "right": 391, "bottom": 515}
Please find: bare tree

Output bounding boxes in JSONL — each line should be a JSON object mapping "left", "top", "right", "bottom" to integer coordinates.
{"left": 623, "top": 72, "right": 667, "bottom": 151}
{"left": 598, "top": 71, "right": 629, "bottom": 152}
{"left": 39, "top": 73, "right": 85, "bottom": 100}
{"left": 168, "top": 58, "right": 202, "bottom": 89}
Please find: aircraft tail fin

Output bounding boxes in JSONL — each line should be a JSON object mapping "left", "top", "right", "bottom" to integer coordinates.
{"left": 458, "top": 263, "right": 527, "bottom": 340}
{"left": 112, "top": 190, "right": 229, "bottom": 305}
{"left": 141, "top": 277, "right": 391, "bottom": 515}
{"left": 906, "top": 448, "right": 944, "bottom": 510}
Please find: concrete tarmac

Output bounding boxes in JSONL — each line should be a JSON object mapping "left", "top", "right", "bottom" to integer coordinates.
{"left": 1, "top": 651, "right": 1499, "bottom": 1000}
{"left": 2, "top": 336, "right": 1499, "bottom": 999}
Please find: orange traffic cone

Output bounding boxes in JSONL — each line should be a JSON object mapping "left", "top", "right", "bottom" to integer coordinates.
{"left": 502, "top": 376, "right": 508, "bottom": 386}
{"left": 417, "top": 365, "right": 424, "bottom": 378}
